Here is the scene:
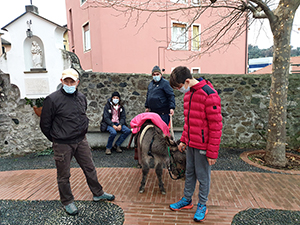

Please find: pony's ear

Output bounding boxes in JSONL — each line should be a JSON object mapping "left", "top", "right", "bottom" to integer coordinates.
{"left": 164, "top": 136, "right": 171, "bottom": 145}
{"left": 165, "top": 136, "right": 176, "bottom": 146}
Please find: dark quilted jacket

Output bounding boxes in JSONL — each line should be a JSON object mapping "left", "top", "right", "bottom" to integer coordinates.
{"left": 40, "top": 88, "right": 89, "bottom": 144}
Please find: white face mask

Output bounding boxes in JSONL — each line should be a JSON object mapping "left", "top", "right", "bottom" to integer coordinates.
{"left": 63, "top": 84, "right": 76, "bottom": 94}
{"left": 153, "top": 75, "right": 161, "bottom": 82}
{"left": 112, "top": 99, "right": 119, "bottom": 105}
{"left": 179, "top": 85, "right": 190, "bottom": 94}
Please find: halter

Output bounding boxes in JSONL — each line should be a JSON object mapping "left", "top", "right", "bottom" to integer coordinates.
{"left": 167, "top": 147, "right": 185, "bottom": 180}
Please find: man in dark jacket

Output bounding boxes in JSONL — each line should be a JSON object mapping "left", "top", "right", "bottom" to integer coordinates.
{"left": 145, "top": 65, "right": 175, "bottom": 125}
{"left": 100, "top": 91, "right": 131, "bottom": 155}
{"left": 40, "top": 68, "right": 115, "bottom": 216}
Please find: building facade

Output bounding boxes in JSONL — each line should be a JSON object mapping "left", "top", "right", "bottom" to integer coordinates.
{"left": 0, "top": 5, "right": 69, "bottom": 98}
{"left": 65, "top": 0, "right": 248, "bottom": 74}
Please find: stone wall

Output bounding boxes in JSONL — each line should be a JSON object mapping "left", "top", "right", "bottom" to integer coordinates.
{"left": 1, "top": 71, "right": 300, "bottom": 157}
{"left": 0, "top": 72, "right": 49, "bottom": 157}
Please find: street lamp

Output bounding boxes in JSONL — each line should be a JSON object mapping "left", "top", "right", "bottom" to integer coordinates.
{"left": 26, "top": 20, "right": 33, "bottom": 38}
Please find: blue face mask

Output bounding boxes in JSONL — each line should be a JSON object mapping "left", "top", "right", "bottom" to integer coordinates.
{"left": 63, "top": 85, "right": 76, "bottom": 94}
{"left": 179, "top": 85, "right": 190, "bottom": 94}
{"left": 112, "top": 99, "right": 119, "bottom": 105}
{"left": 153, "top": 75, "right": 161, "bottom": 82}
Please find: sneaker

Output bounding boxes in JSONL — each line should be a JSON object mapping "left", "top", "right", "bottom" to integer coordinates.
{"left": 105, "top": 148, "right": 111, "bottom": 155}
{"left": 194, "top": 203, "right": 208, "bottom": 222}
{"left": 64, "top": 202, "right": 78, "bottom": 215}
{"left": 93, "top": 192, "right": 115, "bottom": 201}
{"left": 169, "top": 197, "right": 193, "bottom": 211}
{"left": 115, "top": 146, "right": 122, "bottom": 153}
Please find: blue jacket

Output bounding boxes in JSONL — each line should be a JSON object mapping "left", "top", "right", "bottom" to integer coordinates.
{"left": 145, "top": 78, "right": 175, "bottom": 114}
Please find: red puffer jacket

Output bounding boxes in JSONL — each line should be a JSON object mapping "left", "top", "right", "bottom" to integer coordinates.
{"left": 180, "top": 79, "right": 223, "bottom": 159}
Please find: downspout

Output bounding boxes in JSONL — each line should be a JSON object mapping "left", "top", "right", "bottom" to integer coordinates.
{"left": 245, "top": 0, "right": 249, "bottom": 74}
{"left": 245, "top": 14, "right": 248, "bottom": 74}
{"left": 157, "top": 6, "right": 169, "bottom": 71}
{"left": 88, "top": 5, "right": 93, "bottom": 70}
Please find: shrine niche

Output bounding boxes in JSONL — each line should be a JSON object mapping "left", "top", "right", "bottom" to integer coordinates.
{"left": 23, "top": 36, "right": 46, "bottom": 72}
{"left": 31, "top": 41, "right": 43, "bottom": 68}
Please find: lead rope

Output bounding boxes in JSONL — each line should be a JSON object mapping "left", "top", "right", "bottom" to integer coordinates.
{"left": 170, "top": 114, "right": 175, "bottom": 140}
{"left": 167, "top": 147, "right": 185, "bottom": 180}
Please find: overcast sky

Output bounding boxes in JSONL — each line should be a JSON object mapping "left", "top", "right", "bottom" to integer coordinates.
{"left": 0, "top": 0, "right": 299, "bottom": 49}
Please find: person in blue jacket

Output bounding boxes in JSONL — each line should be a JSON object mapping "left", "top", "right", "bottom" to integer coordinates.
{"left": 145, "top": 66, "right": 175, "bottom": 125}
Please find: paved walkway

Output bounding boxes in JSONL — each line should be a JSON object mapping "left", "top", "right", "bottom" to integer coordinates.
{"left": 0, "top": 168, "right": 299, "bottom": 224}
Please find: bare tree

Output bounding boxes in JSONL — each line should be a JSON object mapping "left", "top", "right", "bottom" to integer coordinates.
{"left": 87, "top": 0, "right": 300, "bottom": 167}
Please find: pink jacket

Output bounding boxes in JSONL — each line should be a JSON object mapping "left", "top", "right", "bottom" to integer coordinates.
{"left": 130, "top": 112, "right": 170, "bottom": 137}
{"left": 181, "top": 79, "right": 222, "bottom": 159}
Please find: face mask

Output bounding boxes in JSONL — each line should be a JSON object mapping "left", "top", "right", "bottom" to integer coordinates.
{"left": 112, "top": 99, "right": 119, "bottom": 105}
{"left": 153, "top": 75, "right": 161, "bottom": 82}
{"left": 179, "top": 85, "right": 190, "bottom": 94}
{"left": 63, "top": 85, "right": 76, "bottom": 94}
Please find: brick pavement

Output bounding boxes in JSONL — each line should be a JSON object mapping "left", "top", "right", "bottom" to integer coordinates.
{"left": 0, "top": 168, "right": 299, "bottom": 224}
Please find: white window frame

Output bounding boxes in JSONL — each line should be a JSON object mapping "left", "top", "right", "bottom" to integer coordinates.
{"left": 191, "top": 67, "right": 201, "bottom": 74}
{"left": 169, "top": 21, "right": 188, "bottom": 51}
{"left": 82, "top": 22, "right": 91, "bottom": 52}
{"left": 191, "top": 23, "right": 201, "bottom": 51}
{"left": 170, "top": 0, "right": 187, "bottom": 4}
{"left": 80, "top": 0, "right": 87, "bottom": 5}
{"left": 83, "top": 22, "right": 91, "bottom": 52}
{"left": 191, "top": 0, "right": 200, "bottom": 6}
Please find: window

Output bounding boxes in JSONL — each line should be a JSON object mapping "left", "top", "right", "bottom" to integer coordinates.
{"left": 170, "top": 0, "right": 187, "bottom": 4}
{"left": 83, "top": 22, "right": 91, "bottom": 51}
{"left": 170, "top": 22, "right": 188, "bottom": 50}
{"left": 191, "top": 67, "right": 201, "bottom": 74}
{"left": 191, "top": 0, "right": 200, "bottom": 5}
{"left": 192, "top": 24, "right": 200, "bottom": 51}
{"left": 81, "top": 0, "right": 87, "bottom": 4}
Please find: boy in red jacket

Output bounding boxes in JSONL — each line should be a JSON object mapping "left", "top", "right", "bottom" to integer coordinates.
{"left": 169, "top": 66, "right": 222, "bottom": 222}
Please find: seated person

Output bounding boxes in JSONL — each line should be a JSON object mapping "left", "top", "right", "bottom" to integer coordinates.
{"left": 100, "top": 92, "right": 131, "bottom": 155}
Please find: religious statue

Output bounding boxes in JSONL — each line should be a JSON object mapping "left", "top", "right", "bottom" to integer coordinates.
{"left": 31, "top": 41, "right": 43, "bottom": 68}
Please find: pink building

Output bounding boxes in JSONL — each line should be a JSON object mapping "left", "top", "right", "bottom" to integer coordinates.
{"left": 65, "top": 0, "right": 248, "bottom": 74}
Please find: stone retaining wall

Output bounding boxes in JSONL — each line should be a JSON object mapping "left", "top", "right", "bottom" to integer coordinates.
{"left": 1, "top": 71, "right": 300, "bottom": 156}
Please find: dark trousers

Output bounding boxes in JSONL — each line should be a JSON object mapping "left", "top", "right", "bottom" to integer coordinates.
{"left": 52, "top": 137, "right": 104, "bottom": 206}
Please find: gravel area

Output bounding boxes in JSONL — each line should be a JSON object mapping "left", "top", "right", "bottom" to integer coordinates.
{"left": 0, "top": 147, "right": 299, "bottom": 225}
{"left": 232, "top": 208, "right": 300, "bottom": 225}
{"left": 0, "top": 147, "right": 288, "bottom": 172}
{"left": 0, "top": 200, "right": 124, "bottom": 225}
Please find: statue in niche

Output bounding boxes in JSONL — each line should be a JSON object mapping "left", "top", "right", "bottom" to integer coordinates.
{"left": 31, "top": 41, "right": 43, "bottom": 68}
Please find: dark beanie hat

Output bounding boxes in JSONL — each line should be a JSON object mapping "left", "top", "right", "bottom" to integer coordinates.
{"left": 152, "top": 65, "right": 161, "bottom": 74}
{"left": 111, "top": 91, "right": 120, "bottom": 98}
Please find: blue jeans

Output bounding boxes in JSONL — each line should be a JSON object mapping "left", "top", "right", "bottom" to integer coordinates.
{"left": 160, "top": 114, "right": 170, "bottom": 126}
{"left": 106, "top": 123, "right": 131, "bottom": 149}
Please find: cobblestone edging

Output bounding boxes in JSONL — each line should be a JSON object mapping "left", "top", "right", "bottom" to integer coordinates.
{"left": 240, "top": 150, "right": 300, "bottom": 175}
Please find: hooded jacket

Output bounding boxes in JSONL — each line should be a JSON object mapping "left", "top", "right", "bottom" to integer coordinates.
{"left": 100, "top": 98, "right": 127, "bottom": 132}
{"left": 180, "top": 79, "right": 223, "bottom": 159}
{"left": 40, "top": 88, "right": 89, "bottom": 144}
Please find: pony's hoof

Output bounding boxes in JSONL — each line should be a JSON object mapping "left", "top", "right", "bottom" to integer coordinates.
{"left": 139, "top": 187, "right": 145, "bottom": 193}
